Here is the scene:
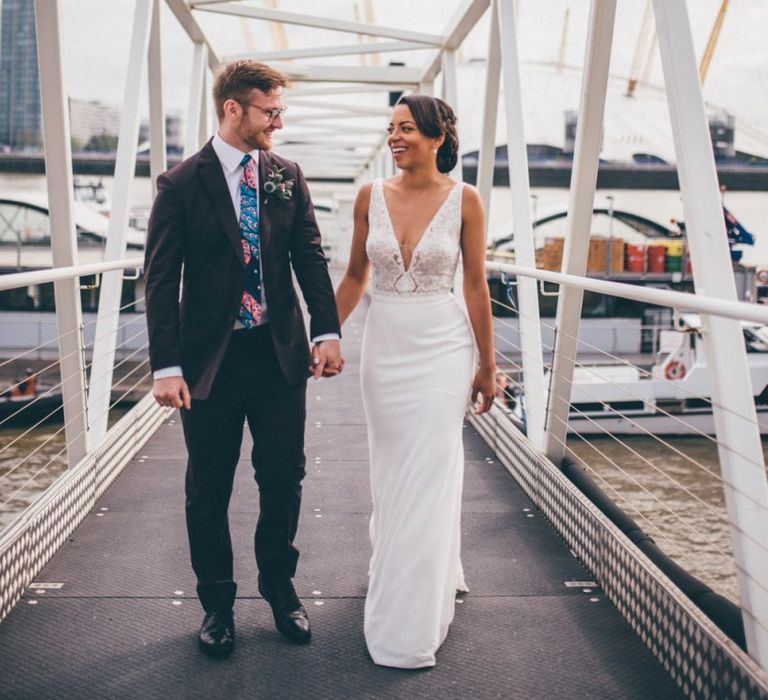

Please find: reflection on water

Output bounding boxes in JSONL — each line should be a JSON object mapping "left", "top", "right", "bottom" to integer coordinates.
{"left": 568, "top": 435, "right": 768, "bottom": 604}
{"left": 0, "top": 408, "right": 129, "bottom": 530}
{"left": 0, "top": 423, "right": 68, "bottom": 530}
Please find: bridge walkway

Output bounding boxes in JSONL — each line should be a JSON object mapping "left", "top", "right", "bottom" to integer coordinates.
{"left": 0, "top": 302, "right": 682, "bottom": 698}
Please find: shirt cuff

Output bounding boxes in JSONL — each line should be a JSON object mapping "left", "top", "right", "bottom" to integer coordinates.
{"left": 312, "top": 333, "right": 340, "bottom": 344}
{"left": 153, "top": 366, "right": 183, "bottom": 379}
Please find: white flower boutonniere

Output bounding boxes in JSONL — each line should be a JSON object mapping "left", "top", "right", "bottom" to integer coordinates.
{"left": 263, "top": 166, "right": 294, "bottom": 204}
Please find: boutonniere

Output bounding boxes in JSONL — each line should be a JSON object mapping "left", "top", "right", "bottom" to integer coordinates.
{"left": 263, "top": 166, "right": 294, "bottom": 204}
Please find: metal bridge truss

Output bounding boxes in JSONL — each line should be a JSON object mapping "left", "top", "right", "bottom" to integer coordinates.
{"left": 1, "top": 0, "right": 767, "bottom": 695}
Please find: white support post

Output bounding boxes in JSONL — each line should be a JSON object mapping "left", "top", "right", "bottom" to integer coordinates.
{"left": 543, "top": 1, "right": 616, "bottom": 462}
{"left": 476, "top": 0, "right": 500, "bottom": 221}
{"left": 441, "top": 50, "right": 462, "bottom": 181}
{"left": 496, "top": 0, "right": 546, "bottom": 447}
{"left": 184, "top": 42, "right": 207, "bottom": 158}
{"left": 33, "top": 0, "right": 89, "bottom": 466}
{"left": 198, "top": 68, "right": 209, "bottom": 147}
{"left": 148, "top": 0, "right": 166, "bottom": 198}
{"left": 653, "top": 0, "right": 768, "bottom": 669}
{"left": 418, "top": 79, "right": 434, "bottom": 96}
{"left": 87, "top": 0, "right": 154, "bottom": 444}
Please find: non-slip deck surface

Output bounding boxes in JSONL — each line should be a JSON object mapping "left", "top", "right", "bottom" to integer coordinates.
{"left": 0, "top": 303, "right": 682, "bottom": 699}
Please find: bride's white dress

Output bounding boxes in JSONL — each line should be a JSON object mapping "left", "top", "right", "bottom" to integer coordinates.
{"left": 361, "top": 178, "right": 474, "bottom": 669}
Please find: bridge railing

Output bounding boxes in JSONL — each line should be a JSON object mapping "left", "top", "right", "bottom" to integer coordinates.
{"left": 0, "top": 259, "right": 170, "bottom": 622}
{"left": 470, "top": 258, "right": 768, "bottom": 695}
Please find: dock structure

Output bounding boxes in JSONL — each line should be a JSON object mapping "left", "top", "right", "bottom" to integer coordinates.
{"left": 0, "top": 302, "right": 683, "bottom": 699}
{"left": 2, "top": 1, "right": 768, "bottom": 697}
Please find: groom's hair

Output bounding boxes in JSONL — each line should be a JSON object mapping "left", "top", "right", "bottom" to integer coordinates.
{"left": 213, "top": 60, "right": 289, "bottom": 121}
{"left": 396, "top": 94, "right": 459, "bottom": 174}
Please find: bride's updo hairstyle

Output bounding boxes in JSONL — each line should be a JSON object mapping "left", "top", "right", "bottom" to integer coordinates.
{"left": 396, "top": 94, "right": 459, "bottom": 174}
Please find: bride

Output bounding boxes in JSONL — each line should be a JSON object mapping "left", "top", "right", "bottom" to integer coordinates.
{"left": 334, "top": 94, "right": 496, "bottom": 668}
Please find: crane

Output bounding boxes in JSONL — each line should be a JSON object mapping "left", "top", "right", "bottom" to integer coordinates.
{"left": 626, "top": 0, "right": 654, "bottom": 97}
{"left": 699, "top": 0, "right": 730, "bottom": 85}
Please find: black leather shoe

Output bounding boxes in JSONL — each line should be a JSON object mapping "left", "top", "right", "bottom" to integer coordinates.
{"left": 258, "top": 576, "right": 311, "bottom": 644}
{"left": 198, "top": 610, "right": 235, "bottom": 657}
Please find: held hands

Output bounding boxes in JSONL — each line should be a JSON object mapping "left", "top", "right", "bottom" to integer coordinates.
{"left": 471, "top": 366, "right": 496, "bottom": 414}
{"left": 310, "top": 340, "right": 344, "bottom": 380}
{"left": 153, "top": 376, "right": 192, "bottom": 410}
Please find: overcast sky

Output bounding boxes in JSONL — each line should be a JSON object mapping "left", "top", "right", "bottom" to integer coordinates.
{"left": 53, "top": 0, "right": 768, "bottom": 137}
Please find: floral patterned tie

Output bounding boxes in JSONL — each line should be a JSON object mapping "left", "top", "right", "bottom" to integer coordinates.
{"left": 238, "top": 154, "right": 263, "bottom": 328}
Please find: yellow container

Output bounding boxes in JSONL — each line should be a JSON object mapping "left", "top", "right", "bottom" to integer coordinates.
{"left": 665, "top": 240, "right": 684, "bottom": 256}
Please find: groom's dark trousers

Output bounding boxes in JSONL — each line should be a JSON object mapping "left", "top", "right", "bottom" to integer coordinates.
{"left": 181, "top": 326, "right": 307, "bottom": 612}
{"left": 144, "top": 139, "right": 340, "bottom": 613}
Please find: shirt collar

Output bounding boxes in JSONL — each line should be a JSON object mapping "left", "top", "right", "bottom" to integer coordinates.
{"left": 212, "top": 132, "right": 260, "bottom": 175}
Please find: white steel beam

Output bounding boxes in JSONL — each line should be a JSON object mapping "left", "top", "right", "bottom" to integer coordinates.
{"left": 286, "top": 113, "right": 386, "bottom": 125}
{"left": 0, "top": 258, "right": 145, "bottom": 291}
{"left": 33, "top": 0, "right": 89, "bottom": 466}
{"left": 163, "top": 0, "right": 219, "bottom": 70}
{"left": 88, "top": 0, "right": 154, "bottom": 444}
{"left": 198, "top": 68, "right": 209, "bottom": 145}
{"left": 274, "top": 139, "right": 379, "bottom": 148}
{"left": 543, "top": 1, "right": 617, "bottom": 461}
{"left": 191, "top": 3, "right": 444, "bottom": 46}
{"left": 288, "top": 100, "right": 391, "bottom": 117}
{"left": 184, "top": 42, "right": 207, "bottom": 158}
{"left": 225, "top": 40, "right": 433, "bottom": 63}
{"left": 277, "top": 152, "right": 367, "bottom": 165}
{"left": 420, "top": 0, "right": 490, "bottom": 84}
{"left": 476, "top": 0, "right": 500, "bottom": 221}
{"left": 283, "top": 123, "right": 383, "bottom": 136}
{"left": 484, "top": 262, "right": 768, "bottom": 327}
{"left": 148, "top": 0, "right": 166, "bottom": 198}
{"left": 289, "top": 84, "right": 412, "bottom": 97}
{"left": 653, "top": 0, "right": 768, "bottom": 670}
{"left": 496, "top": 0, "right": 546, "bottom": 448}
{"left": 270, "top": 62, "right": 421, "bottom": 85}
{"left": 441, "top": 50, "right": 461, "bottom": 181}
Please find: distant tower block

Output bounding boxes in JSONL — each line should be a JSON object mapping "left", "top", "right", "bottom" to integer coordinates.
{"left": 709, "top": 114, "right": 735, "bottom": 160}
{"left": 564, "top": 110, "right": 603, "bottom": 156}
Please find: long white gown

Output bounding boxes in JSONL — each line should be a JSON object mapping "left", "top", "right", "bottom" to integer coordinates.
{"left": 361, "top": 178, "right": 474, "bottom": 669}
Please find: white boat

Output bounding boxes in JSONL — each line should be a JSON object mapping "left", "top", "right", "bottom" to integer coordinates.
{"left": 0, "top": 192, "right": 146, "bottom": 272}
{"left": 512, "top": 315, "right": 768, "bottom": 436}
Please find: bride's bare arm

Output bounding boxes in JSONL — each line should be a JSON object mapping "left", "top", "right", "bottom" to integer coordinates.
{"left": 335, "top": 183, "right": 373, "bottom": 326}
{"left": 460, "top": 186, "right": 496, "bottom": 414}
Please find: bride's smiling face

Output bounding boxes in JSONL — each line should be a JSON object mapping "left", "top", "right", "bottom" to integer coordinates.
{"left": 387, "top": 104, "right": 441, "bottom": 171}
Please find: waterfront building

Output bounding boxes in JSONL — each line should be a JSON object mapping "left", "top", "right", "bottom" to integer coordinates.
{"left": 68, "top": 98, "right": 120, "bottom": 150}
{"left": 0, "top": 0, "right": 41, "bottom": 151}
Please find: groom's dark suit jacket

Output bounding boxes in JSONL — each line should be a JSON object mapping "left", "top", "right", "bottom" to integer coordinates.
{"left": 144, "top": 139, "right": 340, "bottom": 400}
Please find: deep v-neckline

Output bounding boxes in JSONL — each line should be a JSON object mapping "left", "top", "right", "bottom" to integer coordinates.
{"left": 380, "top": 180, "right": 459, "bottom": 272}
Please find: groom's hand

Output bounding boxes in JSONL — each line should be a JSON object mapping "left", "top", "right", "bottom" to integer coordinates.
{"left": 310, "top": 340, "right": 344, "bottom": 380}
{"left": 153, "top": 376, "right": 192, "bottom": 410}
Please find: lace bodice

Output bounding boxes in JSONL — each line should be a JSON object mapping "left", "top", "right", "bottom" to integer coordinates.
{"left": 367, "top": 178, "right": 463, "bottom": 297}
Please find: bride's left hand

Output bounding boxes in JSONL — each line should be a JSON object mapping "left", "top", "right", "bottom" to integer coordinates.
{"left": 471, "top": 366, "right": 496, "bottom": 414}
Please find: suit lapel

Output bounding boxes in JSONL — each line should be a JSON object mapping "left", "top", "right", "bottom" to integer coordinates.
{"left": 257, "top": 151, "right": 273, "bottom": 262}
{"left": 196, "top": 140, "right": 245, "bottom": 266}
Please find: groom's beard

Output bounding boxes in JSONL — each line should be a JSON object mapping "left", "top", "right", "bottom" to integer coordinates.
{"left": 239, "top": 115, "right": 274, "bottom": 152}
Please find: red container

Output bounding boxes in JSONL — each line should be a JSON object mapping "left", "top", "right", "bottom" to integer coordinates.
{"left": 625, "top": 243, "right": 646, "bottom": 273}
{"left": 647, "top": 244, "right": 667, "bottom": 273}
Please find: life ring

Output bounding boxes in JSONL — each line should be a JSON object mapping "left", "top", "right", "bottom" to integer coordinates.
{"left": 757, "top": 269, "right": 768, "bottom": 285}
{"left": 664, "top": 361, "right": 686, "bottom": 381}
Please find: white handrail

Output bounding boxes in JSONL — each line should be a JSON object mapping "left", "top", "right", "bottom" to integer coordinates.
{"left": 0, "top": 257, "right": 144, "bottom": 292}
{"left": 486, "top": 261, "right": 768, "bottom": 326}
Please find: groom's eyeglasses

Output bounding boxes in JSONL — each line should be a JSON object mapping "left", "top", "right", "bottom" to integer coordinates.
{"left": 240, "top": 102, "right": 287, "bottom": 123}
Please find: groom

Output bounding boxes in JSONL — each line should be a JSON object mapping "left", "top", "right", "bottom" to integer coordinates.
{"left": 144, "top": 60, "right": 342, "bottom": 657}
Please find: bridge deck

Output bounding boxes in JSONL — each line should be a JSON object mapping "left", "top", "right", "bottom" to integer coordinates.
{"left": 0, "top": 302, "right": 682, "bottom": 699}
